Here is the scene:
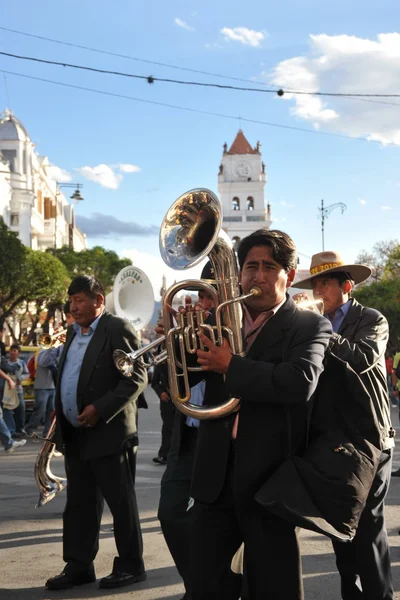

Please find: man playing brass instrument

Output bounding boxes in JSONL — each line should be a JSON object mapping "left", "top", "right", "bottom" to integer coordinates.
{"left": 293, "top": 251, "right": 394, "bottom": 600}
{"left": 180, "top": 230, "right": 331, "bottom": 599}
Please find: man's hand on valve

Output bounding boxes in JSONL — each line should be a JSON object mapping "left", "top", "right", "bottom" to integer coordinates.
{"left": 196, "top": 331, "right": 233, "bottom": 374}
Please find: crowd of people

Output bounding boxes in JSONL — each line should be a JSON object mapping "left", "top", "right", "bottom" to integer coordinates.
{"left": 1, "top": 227, "right": 398, "bottom": 599}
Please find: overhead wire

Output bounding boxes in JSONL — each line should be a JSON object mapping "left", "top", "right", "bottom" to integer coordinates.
{"left": 1, "top": 68, "right": 398, "bottom": 146}
{"left": 1, "top": 50, "right": 400, "bottom": 100}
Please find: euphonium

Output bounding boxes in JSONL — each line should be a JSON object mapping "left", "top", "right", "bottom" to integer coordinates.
{"left": 113, "top": 188, "right": 260, "bottom": 420}
{"left": 34, "top": 417, "right": 67, "bottom": 508}
{"left": 38, "top": 329, "right": 67, "bottom": 349}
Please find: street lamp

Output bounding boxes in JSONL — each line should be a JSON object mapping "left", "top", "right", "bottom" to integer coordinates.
{"left": 57, "top": 182, "right": 84, "bottom": 202}
{"left": 53, "top": 183, "right": 84, "bottom": 248}
{"left": 318, "top": 199, "right": 347, "bottom": 251}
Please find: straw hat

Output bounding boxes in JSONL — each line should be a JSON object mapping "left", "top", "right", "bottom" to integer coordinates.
{"left": 292, "top": 251, "right": 371, "bottom": 290}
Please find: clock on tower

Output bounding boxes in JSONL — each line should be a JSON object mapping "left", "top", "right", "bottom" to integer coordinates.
{"left": 234, "top": 161, "right": 251, "bottom": 178}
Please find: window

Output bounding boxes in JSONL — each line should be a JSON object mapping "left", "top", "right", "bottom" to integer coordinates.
{"left": 247, "top": 196, "right": 254, "bottom": 211}
{"left": 36, "top": 190, "right": 43, "bottom": 214}
{"left": 10, "top": 214, "right": 19, "bottom": 226}
{"left": 232, "top": 197, "right": 240, "bottom": 211}
{"left": 44, "top": 197, "right": 56, "bottom": 220}
{"left": 223, "top": 216, "right": 242, "bottom": 222}
{"left": 1, "top": 150, "right": 17, "bottom": 172}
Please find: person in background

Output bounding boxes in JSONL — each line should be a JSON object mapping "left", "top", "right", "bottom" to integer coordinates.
{"left": 25, "top": 302, "right": 75, "bottom": 440}
{"left": 0, "top": 329, "right": 6, "bottom": 357}
{"left": 156, "top": 262, "right": 218, "bottom": 600}
{"left": 0, "top": 370, "right": 26, "bottom": 453}
{"left": 151, "top": 361, "right": 175, "bottom": 465}
{"left": 293, "top": 250, "right": 394, "bottom": 600}
{"left": 2, "top": 344, "right": 29, "bottom": 437}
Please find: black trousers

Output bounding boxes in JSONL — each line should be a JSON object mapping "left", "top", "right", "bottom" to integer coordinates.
{"left": 332, "top": 448, "right": 394, "bottom": 600}
{"left": 62, "top": 441, "right": 144, "bottom": 576}
{"left": 190, "top": 450, "right": 303, "bottom": 600}
{"left": 158, "top": 426, "right": 198, "bottom": 595}
{"left": 158, "top": 400, "right": 175, "bottom": 458}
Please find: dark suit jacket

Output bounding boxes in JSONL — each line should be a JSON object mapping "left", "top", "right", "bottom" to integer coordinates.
{"left": 54, "top": 310, "right": 147, "bottom": 460}
{"left": 329, "top": 298, "right": 394, "bottom": 450}
{"left": 190, "top": 295, "right": 332, "bottom": 510}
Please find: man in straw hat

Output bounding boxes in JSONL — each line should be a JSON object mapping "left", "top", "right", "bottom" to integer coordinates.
{"left": 293, "top": 250, "right": 394, "bottom": 600}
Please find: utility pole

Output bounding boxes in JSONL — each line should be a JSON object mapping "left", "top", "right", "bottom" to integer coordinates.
{"left": 318, "top": 199, "right": 347, "bottom": 251}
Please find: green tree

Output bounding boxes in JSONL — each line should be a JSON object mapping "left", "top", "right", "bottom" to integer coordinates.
{"left": 356, "top": 240, "right": 399, "bottom": 282}
{"left": 354, "top": 278, "right": 400, "bottom": 353}
{"left": 0, "top": 220, "right": 28, "bottom": 329}
{"left": 0, "top": 226, "right": 69, "bottom": 339}
{"left": 48, "top": 245, "right": 132, "bottom": 292}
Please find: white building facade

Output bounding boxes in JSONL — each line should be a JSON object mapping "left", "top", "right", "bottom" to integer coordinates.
{"left": 218, "top": 130, "right": 271, "bottom": 249}
{"left": 0, "top": 109, "right": 86, "bottom": 251}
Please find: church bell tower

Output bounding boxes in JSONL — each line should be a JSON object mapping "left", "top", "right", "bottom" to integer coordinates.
{"left": 218, "top": 130, "right": 271, "bottom": 249}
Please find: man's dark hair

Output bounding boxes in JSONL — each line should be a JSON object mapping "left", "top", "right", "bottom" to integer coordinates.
{"left": 10, "top": 344, "right": 21, "bottom": 352}
{"left": 68, "top": 275, "right": 105, "bottom": 299}
{"left": 237, "top": 229, "right": 297, "bottom": 272}
{"left": 63, "top": 300, "right": 71, "bottom": 315}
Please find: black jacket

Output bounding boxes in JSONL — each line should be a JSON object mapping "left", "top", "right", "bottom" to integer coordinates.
{"left": 54, "top": 310, "right": 147, "bottom": 459}
{"left": 255, "top": 298, "right": 393, "bottom": 541}
{"left": 329, "top": 298, "right": 393, "bottom": 450}
{"left": 190, "top": 295, "right": 332, "bottom": 510}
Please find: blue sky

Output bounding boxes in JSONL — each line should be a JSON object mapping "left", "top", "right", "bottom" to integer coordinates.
{"left": 1, "top": 1, "right": 399, "bottom": 295}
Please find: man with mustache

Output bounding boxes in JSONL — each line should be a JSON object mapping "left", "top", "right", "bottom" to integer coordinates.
{"left": 45, "top": 275, "right": 147, "bottom": 591}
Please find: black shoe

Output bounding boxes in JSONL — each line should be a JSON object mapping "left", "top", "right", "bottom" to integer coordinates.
{"left": 152, "top": 455, "right": 167, "bottom": 465}
{"left": 392, "top": 468, "right": 400, "bottom": 477}
{"left": 46, "top": 569, "right": 96, "bottom": 590}
{"left": 99, "top": 570, "right": 146, "bottom": 589}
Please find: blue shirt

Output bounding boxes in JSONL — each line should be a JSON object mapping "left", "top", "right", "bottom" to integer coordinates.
{"left": 326, "top": 300, "right": 352, "bottom": 333}
{"left": 185, "top": 380, "right": 206, "bottom": 428}
{"left": 60, "top": 312, "right": 103, "bottom": 427}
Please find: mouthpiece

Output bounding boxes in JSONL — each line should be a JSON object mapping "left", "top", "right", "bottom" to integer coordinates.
{"left": 250, "top": 286, "right": 262, "bottom": 297}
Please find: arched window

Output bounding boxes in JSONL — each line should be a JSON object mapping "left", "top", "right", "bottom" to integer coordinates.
{"left": 232, "top": 236, "right": 241, "bottom": 251}
{"left": 232, "top": 197, "right": 240, "bottom": 211}
{"left": 247, "top": 196, "right": 254, "bottom": 211}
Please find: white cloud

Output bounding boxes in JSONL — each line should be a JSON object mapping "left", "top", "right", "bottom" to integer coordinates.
{"left": 359, "top": 198, "right": 367, "bottom": 205}
{"left": 77, "top": 164, "right": 122, "bottom": 190}
{"left": 280, "top": 200, "right": 295, "bottom": 208}
{"left": 118, "top": 164, "right": 141, "bottom": 173}
{"left": 221, "top": 27, "right": 265, "bottom": 48}
{"left": 121, "top": 248, "right": 208, "bottom": 301}
{"left": 175, "top": 18, "right": 195, "bottom": 31}
{"left": 47, "top": 164, "right": 72, "bottom": 183}
{"left": 381, "top": 205, "right": 392, "bottom": 210}
{"left": 269, "top": 33, "right": 400, "bottom": 144}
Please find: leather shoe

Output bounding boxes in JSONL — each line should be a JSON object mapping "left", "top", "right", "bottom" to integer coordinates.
{"left": 99, "top": 570, "right": 146, "bottom": 589}
{"left": 392, "top": 468, "right": 400, "bottom": 477}
{"left": 46, "top": 569, "right": 96, "bottom": 590}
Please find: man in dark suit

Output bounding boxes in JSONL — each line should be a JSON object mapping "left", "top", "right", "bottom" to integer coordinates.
{"left": 157, "top": 262, "right": 215, "bottom": 600}
{"left": 293, "top": 251, "right": 394, "bottom": 600}
{"left": 45, "top": 275, "right": 147, "bottom": 591}
{"left": 151, "top": 361, "right": 175, "bottom": 465}
{"left": 187, "top": 230, "right": 332, "bottom": 600}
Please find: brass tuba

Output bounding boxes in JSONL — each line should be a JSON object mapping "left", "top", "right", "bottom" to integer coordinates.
{"left": 113, "top": 188, "right": 260, "bottom": 420}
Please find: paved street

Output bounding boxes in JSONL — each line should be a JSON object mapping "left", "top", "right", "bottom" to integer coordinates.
{"left": 1, "top": 387, "right": 400, "bottom": 600}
